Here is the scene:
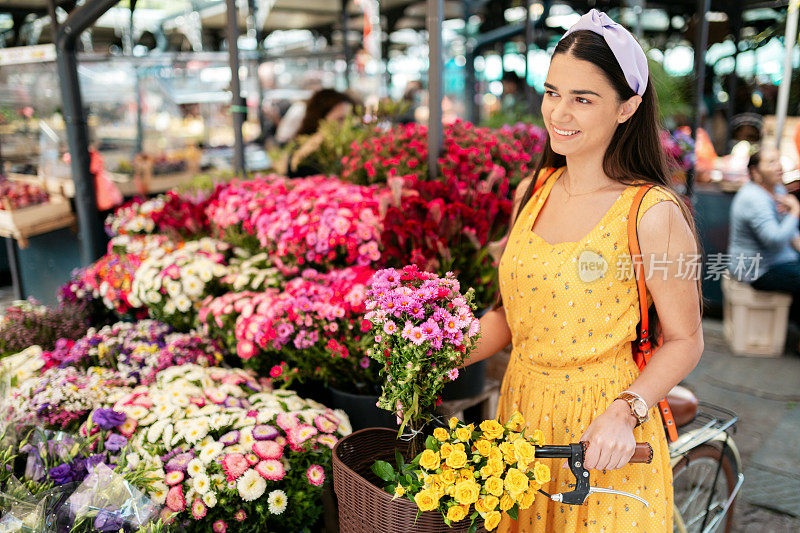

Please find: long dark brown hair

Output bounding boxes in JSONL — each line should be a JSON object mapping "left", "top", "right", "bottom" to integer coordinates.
{"left": 501, "top": 29, "right": 703, "bottom": 342}
{"left": 296, "top": 89, "right": 354, "bottom": 137}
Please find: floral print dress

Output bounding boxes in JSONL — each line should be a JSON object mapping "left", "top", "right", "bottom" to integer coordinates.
{"left": 496, "top": 167, "right": 677, "bottom": 532}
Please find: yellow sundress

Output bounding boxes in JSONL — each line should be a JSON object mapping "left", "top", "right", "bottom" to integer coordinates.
{"left": 497, "top": 167, "right": 677, "bottom": 532}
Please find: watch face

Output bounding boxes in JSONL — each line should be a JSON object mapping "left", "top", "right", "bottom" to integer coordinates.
{"left": 633, "top": 401, "right": 648, "bottom": 418}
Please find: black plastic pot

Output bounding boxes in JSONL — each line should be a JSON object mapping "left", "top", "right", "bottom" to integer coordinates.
{"left": 440, "top": 358, "right": 487, "bottom": 401}
{"left": 328, "top": 386, "right": 398, "bottom": 432}
{"left": 289, "top": 379, "right": 332, "bottom": 406}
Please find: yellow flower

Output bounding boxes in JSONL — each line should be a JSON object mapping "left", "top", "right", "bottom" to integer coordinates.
{"left": 499, "top": 441, "right": 515, "bottom": 457}
{"left": 534, "top": 462, "right": 551, "bottom": 484}
{"left": 414, "top": 489, "right": 440, "bottom": 512}
{"left": 514, "top": 440, "right": 536, "bottom": 466}
{"left": 458, "top": 468, "right": 474, "bottom": 482}
{"left": 440, "top": 442, "right": 454, "bottom": 459}
{"left": 487, "top": 459, "right": 505, "bottom": 477}
{"left": 449, "top": 417, "right": 459, "bottom": 429}
{"left": 480, "top": 464, "right": 493, "bottom": 479}
{"left": 519, "top": 490, "right": 536, "bottom": 510}
{"left": 454, "top": 443, "right": 466, "bottom": 454}
{"left": 504, "top": 467, "right": 529, "bottom": 496}
{"left": 484, "top": 511, "right": 502, "bottom": 531}
{"left": 475, "top": 439, "right": 492, "bottom": 457}
{"left": 506, "top": 431, "right": 522, "bottom": 442}
{"left": 434, "top": 427, "right": 450, "bottom": 442}
{"left": 479, "top": 419, "right": 505, "bottom": 440}
{"left": 445, "top": 448, "right": 468, "bottom": 470}
{"left": 455, "top": 426, "right": 472, "bottom": 443}
{"left": 483, "top": 495, "right": 499, "bottom": 511}
{"left": 474, "top": 497, "right": 490, "bottom": 518}
{"left": 446, "top": 504, "right": 469, "bottom": 522}
{"left": 500, "top": 493, "right": 515, "bottom": 511}
{"left": 488, "top": 447, "right": 503, "bottom": 463}
{"left": 394, "top": 485, "right": 406, "bottom": 498}
{"left": 485, "top": 476, "right": 504, "bottom": 497}
{"left": 530, "top": 429, "right": 544, "bottom": 444}
{"left": 419, "top": 449, "right": 441, "bottom": 471}
{"left": 506, "top": 412, "right": 526, "bottom": 432}
{"left": 428, "top": 475, "right": 446, "bottom": 498}
{"left": 441, "top": 467, "right": 457, "bottom": 485}
{"left": 454, "top": 479, "right": 481, "bottom": 505}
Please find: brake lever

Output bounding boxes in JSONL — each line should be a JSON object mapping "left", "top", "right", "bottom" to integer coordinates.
{"left": 538, "top": 442, "right": 650, "bottom": 507}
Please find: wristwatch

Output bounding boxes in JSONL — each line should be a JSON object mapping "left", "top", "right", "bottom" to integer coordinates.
{"left": 616, "top": 391, "right": 649, "bottom": 427}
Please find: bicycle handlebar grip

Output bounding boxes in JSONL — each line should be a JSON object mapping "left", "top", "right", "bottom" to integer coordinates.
{"left": 581, "top": 442, "right": 653, "bottom": 464}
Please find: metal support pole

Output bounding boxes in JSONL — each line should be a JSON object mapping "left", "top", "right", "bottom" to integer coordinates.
{"left": 689, "top": 0, "right": 711, "bottom": 199}
{"left": 427, "top": 0, "right": 444, "bottom": 179}
{"left": 341, "top": 0, "right": 351, "bottom": 88}
{"left": 225, "top": 0, "right": 246, "bottom": 175}
{"left": 724, "top": 0, "right": 742, "bottom": 151}
{"left": 5, "top": 238, "right": 23, "bottom": 300}
{"left": 775, "top": 0, "right": 799, "bottom": 150}
{"left": 53, "top": 0, "right": 118, "bottom": 266}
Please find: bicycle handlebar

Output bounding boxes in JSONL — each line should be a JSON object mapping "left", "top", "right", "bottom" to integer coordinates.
{"left": 535, "top": 442, "right": 653, "bottom": 464}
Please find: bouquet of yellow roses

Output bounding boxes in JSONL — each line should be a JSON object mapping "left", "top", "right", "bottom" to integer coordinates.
{"left": 372, "top": 413, "right": 551, "bottom": 532}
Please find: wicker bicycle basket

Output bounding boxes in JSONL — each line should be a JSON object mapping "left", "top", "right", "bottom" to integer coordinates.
{"left": 333, "top": 427, "right": 488, "bottom": 533}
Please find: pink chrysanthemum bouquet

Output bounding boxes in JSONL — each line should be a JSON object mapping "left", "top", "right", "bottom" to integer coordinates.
{"left": 365, "top": 265, "right": 480, "bottom": 437}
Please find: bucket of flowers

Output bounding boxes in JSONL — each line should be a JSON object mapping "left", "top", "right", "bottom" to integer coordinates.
{"left": 332, "top": 265, "right": 495, "bottom": 532}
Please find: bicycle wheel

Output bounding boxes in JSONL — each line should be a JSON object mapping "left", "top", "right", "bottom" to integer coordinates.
{"left": 672, "top": 443, "right": 739, "bottom": 533}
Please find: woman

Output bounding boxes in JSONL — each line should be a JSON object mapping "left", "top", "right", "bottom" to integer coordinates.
{"left": 464, "top": 10, "right": 703, "bottom": 531}
{"left": 278, "top": 88, "right": 354, "bottom": 178}
{"left": 729, "top": 148, "right": 800, "bottom": 318}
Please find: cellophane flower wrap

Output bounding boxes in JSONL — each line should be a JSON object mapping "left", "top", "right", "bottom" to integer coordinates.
{"left": 365, "top": 266, "right": 480, "bottom": 433}
{"left": 128, "top": 238, "right": 231, "bottom": 331}
{"left": 372, "top": 413, "right": 551, "bottom": 532}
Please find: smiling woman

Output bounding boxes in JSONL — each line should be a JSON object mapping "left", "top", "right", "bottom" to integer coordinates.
{"left": 462, "top": 9, "right": 704, "bottom": 533}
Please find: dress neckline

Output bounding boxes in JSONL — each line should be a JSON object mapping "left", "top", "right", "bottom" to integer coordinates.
{"left": 528, "top": 169, "right": 632, "bottom": 248}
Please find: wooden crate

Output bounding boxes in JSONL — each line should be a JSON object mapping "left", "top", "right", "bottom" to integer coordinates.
{"left": 0, "top": 198, "right": 75, "bottom": 248}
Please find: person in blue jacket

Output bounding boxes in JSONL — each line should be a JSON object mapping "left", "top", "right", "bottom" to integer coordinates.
{"left": 728, "top": 147, "right": 800, "bottom": 321}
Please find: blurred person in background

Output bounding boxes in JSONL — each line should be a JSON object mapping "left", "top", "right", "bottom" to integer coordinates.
{"left": 728, "top": 147, "right": 800, "bottom": 326}
{"left": 276, "top": 88, "right": 355, "bottom": 178}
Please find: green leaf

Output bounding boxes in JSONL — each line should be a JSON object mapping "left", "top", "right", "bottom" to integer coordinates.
{"left": 371, "top": 460, "right": 395, "bottom": 482}
{"left": 507, "top": 503, "right": 520, "bottom": 521}
{"left": 468, "top": 521, "right": 479, "bottom": 533}
{"left": 426, "top": 435, "right": 438, "bottom": 450}
{"left": 395, "top": 449, "right": 405, "bottom": 470}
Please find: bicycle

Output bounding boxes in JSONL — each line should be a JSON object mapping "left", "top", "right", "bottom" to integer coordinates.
{"left": 667, "top": 386, "right": 744, "bottom": 533}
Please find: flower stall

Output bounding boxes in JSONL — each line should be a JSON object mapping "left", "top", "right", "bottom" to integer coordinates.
{"left": 0, "top": 120, "right": 552, "bottom": 532}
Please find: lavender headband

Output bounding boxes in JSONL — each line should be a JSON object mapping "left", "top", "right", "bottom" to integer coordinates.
{"left": 561, "top": 9, "right": 649, "bottom": 96}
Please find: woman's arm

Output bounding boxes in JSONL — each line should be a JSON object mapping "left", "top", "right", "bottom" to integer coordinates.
{"left": 581, "top": 200, "right": 704, "bottom": 471}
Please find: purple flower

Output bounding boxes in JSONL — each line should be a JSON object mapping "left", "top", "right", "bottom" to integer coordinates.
{"left": 252, "top": 425, "right": 279, "bottom": 441}
{"left": 105, "top": 434, "right": 128, "bottom": 452}
{"left": 86, "top": 454, "right": 106, "bottom": 471}
{"left": 48, "top": 463, "right": 74, "bottom": 485}
{"left": 165, "top": 452, "right": 193, "bottom": 472}
{"left": 220, "top": 431, "right": 240, "bottom": 446}
{"left": 94, "top": 510, "right": 124, "bottom": 532}
{"left": 92, "top": 408, "right": 126, "bottom": 429}
{"left": 359, "top": 357, "right": 370, "bottom": 369}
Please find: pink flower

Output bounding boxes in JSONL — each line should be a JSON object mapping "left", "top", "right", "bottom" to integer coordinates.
{"left": 276, "top": 413, "right": 298, "bottom": 431}
{"left": 236, "top": 340, "right": 256, "bottom": 360}
{"left": 191, "top": 498, "right": 207, "bottom": 519}
{"left": 213, "top": 520, "right": 227, "bottom": 533}
{"left": 166, "top": 485, "right": 185, "bottom": 512}
{"left": 165, "top": 471, "right": 184, "bottom": 486}
{"left": 245, "top": 453, "right": 260, "bottom": 466}
{"left": 447, "top": 368, "right": 460, "bottom": 381}
{"left": 382, "top": 320, "right": 397, "bottom": 335}
{"left": 253, "top": 440, "right": 284, "bottom": 460}
{"left": 287, "top": 424, "right": 318, "bottom": 448}
{"left": 409, "top": 327, "right": 426, "bottom": 345}
{"left": 221, "top": 453, "right": 249, "bottom": 481}
{"left": 306, "top": 464, "right": 325, "bottom": 486}
{"left": 234, "top": 509, "right": 247, "bottom": 522}
{"left": 255, "top": 459, "right": 286, "bottom": 481}
{"left": 314, "top": 415, "right": 338, "bottom": 433}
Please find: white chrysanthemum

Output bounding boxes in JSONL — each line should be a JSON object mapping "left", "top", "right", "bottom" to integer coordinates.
{"left": 164, "top": 280, "right": 182, "bottom": 298}
{"left": 125, "top": 405, "right": 149, "bottom": 420}
{"left": 150, "top": 482, "right": 168, "bottom": 506}
{"left": 147, "top": 291, "right": 162, "bottom": 304}
{"left": 237, "top": 469, "right": 266, "bottom": 502}
{"left": 153, "top": 404, "right": 175, "bottom": 419}
{"left": 126, "top": 453, "right": 141, "bottom": 469}
{"left": 182, "top": 275, "right": 204, "bottom": 298}
{"left": 268, "top": 490, "right": 288, "bottom": 515}
{"left": 175, "top": 294, "right": 192, "bottom": 313}
{"left": 199, "top": 441, "right": 224, "bottom": 464}
{"left": 192, "top": 472, "right": 210, "bottom": 494}
{"left": 197, "top": 266, "right": 213, "bottom": 283}
{"left": 163, "top": 300, "right": 177, "bottom": 315}
{"left": 161, "top": 423, "right": 174, "bottom": 448}
{"left": 147, "top": 420, "right": 168, "bottom": 443}
{"left": 202, "top": 491, "right": 217, "bottom": 508}
{"left": 187, "top": 458, "right": 205, "bottom": 478}
{"left": 209, "top": 414, "right": 229, "bottom": 430}
{"left": 139, "top": 412, "right": 158, "bottom": 427}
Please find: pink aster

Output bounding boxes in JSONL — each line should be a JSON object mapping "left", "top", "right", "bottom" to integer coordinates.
{"left": 165, "top": 471, "right": 184, "bottom": 486}
{"left": 255, "top": 459, "right": 286, "bottom": 481}
{"left": 409, "top": 327, "right": 426, "bottom": 345}
{"left": 191, "top": 498, "right": 207, "bottom": 520}
{"left": 213, "top": 520, "right": 227, "bottom": 533}
{"left": 306, "top": 465, "right": 325, "bottom": 486}
{"left": 382, "top": 320, "right": 397, "bottom": 335}
{"left": 234, "top": 509, "right": 247, "bottom": 522}
{"left": 220, "top": 453, "right": 249, "bottom": 481}
{"left": 166, "top": 485, "right": 185, "bottom": 513}
{"left": 253, "top": 440, "right": 284, "bottom": 461}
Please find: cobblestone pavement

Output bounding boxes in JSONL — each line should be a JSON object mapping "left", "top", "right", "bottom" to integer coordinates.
{"left": 684, "top": 319, "right": 800, "bottom": 532}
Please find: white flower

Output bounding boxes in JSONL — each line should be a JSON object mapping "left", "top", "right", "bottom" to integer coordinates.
{"left": 187, "top": 458, "right": 205, "bottom": 478}
{"left": 199, "top": 441, "right": 224, "bottom": 464}
{"left": 163, "top": 300, "right": 177, "bottom": 315}
{"left": 153, "top": 404, "right": 175, "bottom": 419}
{"left": 268, "top": 490, "right": 288, "bottom": 515}
{"left": 198, "top": 266, "right": 213, "bottom": 283}
{"left": 164, "top": 280, "right": 182, "bottom": 298}
{"left": 125, "top": 405, "right": 149, "bottom": 420}
{"left": 192, "top": 472, "right": 210, "bottom": 494}
{"left": 175, "top": 295, "right": 192, "bottom": 313}
{"left": 237, "top": 469, "right": 266, "bottom": 502}
{"left": 126, "top": 453, "right": 141, "bottom": 469}
{"left": 147, "top": 420, "right": 168, "bottom": 443}
{"left": 182, "top": 275, "right": 204, "bottom": 298}
{"left": 162, "top": 423, "right": 174, "bottom": 448}
{"left": 202, "top": 491, "right": 217, "bottom": 508}
{"left": 150, "top": 482, "right": 168, "bottom": 506}
{"left": 147, "top": 291, "right": 162, "bottom": 304}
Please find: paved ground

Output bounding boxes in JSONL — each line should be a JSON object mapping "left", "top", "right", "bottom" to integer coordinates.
{"left": 686, "top": 318, "right": 800, "bottom": 532}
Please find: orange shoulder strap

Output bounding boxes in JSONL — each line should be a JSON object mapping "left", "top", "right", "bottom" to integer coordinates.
{"left": 627, "top": 185, "right": 679, "bottom": 442}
